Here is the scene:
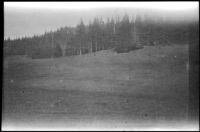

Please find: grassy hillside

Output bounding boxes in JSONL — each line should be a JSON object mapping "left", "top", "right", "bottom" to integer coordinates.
{"left": 3, "top": 44, "right": 192, "bottom": 130}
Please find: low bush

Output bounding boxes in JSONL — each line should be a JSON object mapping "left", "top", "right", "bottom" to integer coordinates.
{"left": 114, "top": 44, "right": 143, "bottom": 53}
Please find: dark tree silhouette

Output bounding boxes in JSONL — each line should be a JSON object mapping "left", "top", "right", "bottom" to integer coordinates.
{"left": 4, "top": 14, "right": 196, "bottom": 58}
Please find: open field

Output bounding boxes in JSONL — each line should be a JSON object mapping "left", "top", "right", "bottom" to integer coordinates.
{"left": 3, "top": 44, "right": 193, "bottom": 130}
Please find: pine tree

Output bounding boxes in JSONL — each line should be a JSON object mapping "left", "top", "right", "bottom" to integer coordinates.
{"left": 76, "top": 19, "right": 86, "bottom": 55}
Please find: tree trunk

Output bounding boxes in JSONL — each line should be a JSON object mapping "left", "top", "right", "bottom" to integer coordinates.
{"left": 95, "top": 41, "right": 97, "bottom": 52}
{"left": 79, "top": 46, "right": 82, "bottom": 56}
{"left": 90, "top": 41, "right": 93, "bottom": 53}
{"left": 63, "top": 49, "right": 66, "bottom": 57}
{"left": 61, "top": 45, "right": 66, "bottom": 57}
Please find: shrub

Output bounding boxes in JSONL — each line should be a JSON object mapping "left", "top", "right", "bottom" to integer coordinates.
{"left": 114, "top": 44, "right": 143, "bottom": 53}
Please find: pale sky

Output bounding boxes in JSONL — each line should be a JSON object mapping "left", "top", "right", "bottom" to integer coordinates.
{"left": 4, "top": 2, "right": 199, "bottom": 40}
{"left": 4, "top": 2, "right": 198, "bottom": 10}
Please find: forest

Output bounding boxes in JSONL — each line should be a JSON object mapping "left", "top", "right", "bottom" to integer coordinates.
{"left": 4, "top": 14, "right": 197, "bottom": 59}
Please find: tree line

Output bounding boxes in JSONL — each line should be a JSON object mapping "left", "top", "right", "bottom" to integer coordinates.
{"left": 4, "top": 14, "right": 195, "bottom": 59}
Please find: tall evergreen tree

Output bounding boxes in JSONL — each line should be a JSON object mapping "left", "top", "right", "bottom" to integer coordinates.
{"left": 76, "top": 19, "right": 86, "bottom": 55}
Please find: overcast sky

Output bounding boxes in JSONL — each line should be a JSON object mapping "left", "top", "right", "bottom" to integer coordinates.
{"left": 4, "top": 2, "right": 199, "bottom": 40}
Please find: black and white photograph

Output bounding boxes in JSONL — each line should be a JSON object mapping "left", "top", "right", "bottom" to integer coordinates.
{"left": 2, "top": 2, "right": 199, "bottom": 131}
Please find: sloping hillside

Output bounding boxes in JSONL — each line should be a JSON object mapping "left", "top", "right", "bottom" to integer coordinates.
{"left": 3, "top": 44, "right": 192, "bottom": 130}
